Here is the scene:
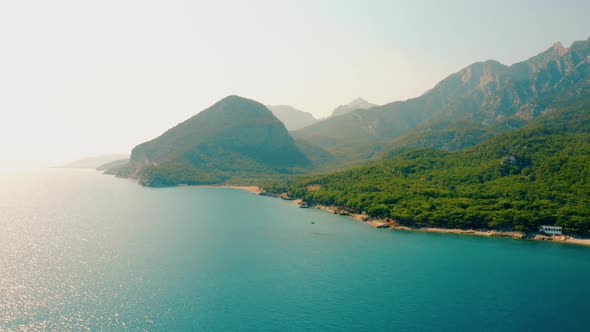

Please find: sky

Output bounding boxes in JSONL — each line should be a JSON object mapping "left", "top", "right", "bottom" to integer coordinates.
{"left": 0, "top": 0, "right": 588, "bottom": 164}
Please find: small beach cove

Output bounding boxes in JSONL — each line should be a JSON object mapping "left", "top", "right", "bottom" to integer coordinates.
{"left": 186, "top": 184, "right": 262, "bottom": 194}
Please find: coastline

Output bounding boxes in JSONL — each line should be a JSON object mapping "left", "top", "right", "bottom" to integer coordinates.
{"left": 179, "top": 187, "right": 590, "bottom": 247}
{"left": 270, "top": 194, "right": 590, "bottom": 247}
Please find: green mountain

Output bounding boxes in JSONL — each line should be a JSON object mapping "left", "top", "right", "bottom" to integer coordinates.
{"left": 123, "top": 96, "right": 311, "bottom": 187}
{"left": 264, "top": 95, "right": 590, "bottom": 233}
{"left": 293, "top": 38, "right": 590, "bottom": 163}
{"left": 267, "top": 105, "right": 318, "bottom": 130}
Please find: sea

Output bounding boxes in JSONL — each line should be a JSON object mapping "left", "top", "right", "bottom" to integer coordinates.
{"left": 1, "top": 168, "right": 590, "bottom": 331}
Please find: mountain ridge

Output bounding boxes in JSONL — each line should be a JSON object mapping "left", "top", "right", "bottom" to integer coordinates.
{"left": 292, "top": 38, "right": 590, "bottom": 162}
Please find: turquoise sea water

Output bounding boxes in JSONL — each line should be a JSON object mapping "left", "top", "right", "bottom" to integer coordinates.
{"left": 1, "top": 169, "right": 590, "bottom": 331}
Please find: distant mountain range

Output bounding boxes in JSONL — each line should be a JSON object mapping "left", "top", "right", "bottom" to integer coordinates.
{"left": 267, "top": 105, "right": 318, "bottom": 130}
{"left": 60, "top": 154, "right": 129, "bottom": 169}
{"left": 267, "top": 98, "right": 376, "bottom": 131}
{"left": 330, "top": 98, "right": 377, "bottom": 117}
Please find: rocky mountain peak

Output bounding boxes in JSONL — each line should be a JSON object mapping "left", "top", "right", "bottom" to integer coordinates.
{"left": 330, "top": 98, "right": 377, "bottom": 117}
{"left": 350, "top": 97, "right": 369, "bottom": 105}
{"left": 551, "top": 41, "right": 568, "bottom": 55}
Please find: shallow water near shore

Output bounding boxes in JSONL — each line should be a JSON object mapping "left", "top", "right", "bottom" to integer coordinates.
{"left": 2, "top": 169, "right": 590, "bottom": 331}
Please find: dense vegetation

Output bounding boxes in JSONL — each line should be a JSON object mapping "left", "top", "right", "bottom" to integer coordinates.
{"left": 264, "top": 98, "right": 590, "bottom": 234}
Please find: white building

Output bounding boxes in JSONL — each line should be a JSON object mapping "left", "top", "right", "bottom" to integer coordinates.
{"left": 539, "top": 225, "right": 563, "bottom": 235}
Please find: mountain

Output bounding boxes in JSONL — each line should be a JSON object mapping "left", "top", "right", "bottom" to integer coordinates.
{"left": 60, "top": 154, "right": 129, "bottom": 169}
{"left": 267, "top": 105, "right": 318, "bottom": 130}
{"left": 293, "top": 38, "right": 590, "bottom": 163}
{"left": 265, "top": 94, "right": 590, "bottom": 234}
{"left": 121, "top": 96, "right": 311, "bottom": 187}
{"left": 330, "top": 98, "right": 377, "bottom": 117}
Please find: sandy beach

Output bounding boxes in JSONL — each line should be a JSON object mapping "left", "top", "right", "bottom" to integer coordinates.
{"left": 188, "top": 185, "right": 262, "bottom": 194}
{"left": 563, "top": 237, "right": 590, "bottom": 246}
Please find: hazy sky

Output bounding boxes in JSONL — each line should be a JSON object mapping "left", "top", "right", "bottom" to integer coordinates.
{"left": 1, "top": 0, "right": 588, "bottom": 163}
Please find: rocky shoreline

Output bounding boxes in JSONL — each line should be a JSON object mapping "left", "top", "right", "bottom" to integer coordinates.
{"left": 262, "top": 191, "right": 590, "bottom": 246}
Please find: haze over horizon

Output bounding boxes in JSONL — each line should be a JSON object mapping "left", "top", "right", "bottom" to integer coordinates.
{"left": 1, "top": 0, "right": 588, "bottom": 163}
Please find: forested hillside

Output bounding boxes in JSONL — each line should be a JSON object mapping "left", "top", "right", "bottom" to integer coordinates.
{"left": 264, "top": 96, "right": 590, "bottom": 233}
